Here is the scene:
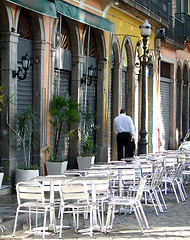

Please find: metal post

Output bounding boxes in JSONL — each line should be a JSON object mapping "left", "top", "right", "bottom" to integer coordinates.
{"left": 138, "top": 36, "right": 148, "bottom": 154}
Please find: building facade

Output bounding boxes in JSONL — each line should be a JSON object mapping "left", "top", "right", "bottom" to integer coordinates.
{"left": 0, "top": 0, "right": 189, "bottom": 187}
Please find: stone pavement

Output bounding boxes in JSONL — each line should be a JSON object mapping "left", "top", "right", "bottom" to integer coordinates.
{"left": 1, "top": 184, "right": 190, "bottom": 240}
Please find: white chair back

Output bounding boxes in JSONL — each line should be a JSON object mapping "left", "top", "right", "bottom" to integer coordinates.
{"left": 16, "top": 181, "right": 45, "bottom": 206}
{"left": 60, "top": 182, "right": 89, "bottom": 204}
{"left": 135, "top": 176, "right": 147, "bottom": 202}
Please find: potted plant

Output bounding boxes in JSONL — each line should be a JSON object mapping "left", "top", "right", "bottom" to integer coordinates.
{"left": 6, "top": 105, "right": 39, "bottom": 183}
{"left": 45, "top": 94, "right": 80, "bottom": 175}
{"left": 0, "top": 161, "right": 10, "bottom": 189}
{"left": 77, "top": 109, "right": 98, "bottom": 169}
{"left": 0, "top": 166, "right": 4, "bottom": 189}
{"left": 0, "top": 86, "right": 5, "bottom": 188}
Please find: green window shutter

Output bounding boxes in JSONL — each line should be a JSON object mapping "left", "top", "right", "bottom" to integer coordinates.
{"left": 184, "top": 0, "right": 188, "bottom": 13}
{"left": 168, "top": 1, "right": 172, "bottom": 16}
{"left": 176, "top": 0, "right": 181, "bottom": 13}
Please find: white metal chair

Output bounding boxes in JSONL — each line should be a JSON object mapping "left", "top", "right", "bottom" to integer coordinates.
{"left": 59, "top": 181, "right": 101, "bottom": 238}
{"left": 84, "top": 172, "right": 112, "bottom": 227}
{"left": 111, "top": 168, "right": 136, "bottom": 197}
{"left": 13, "top": 181, "right": 54, "bottom": 239}
{"left": 139, "top": 161, "right": 153, "bottom": 178}
{"left": 106, "top": 176, "right": 149, "bottom": 234}
{"left": 162, "top": 162, "right": 186, "bottom": 203}
{"left": 163, "top": 156, "right": 178, "bottom": 172}
{"left": 129, "top": 168, "right": 165, "bottom": 216}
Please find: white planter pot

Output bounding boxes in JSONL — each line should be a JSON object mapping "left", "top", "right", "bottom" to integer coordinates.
{"left": 15, "top": 169, "right": 39, "bottom": 184}
{"left": 0, "top": 173, "right": 4, "bottom": 189}
{"left": 46, "top": 161, "right": 68, "bottom": 175}
{"left": 77, "top": 156, "right": 95, "bottom": 170}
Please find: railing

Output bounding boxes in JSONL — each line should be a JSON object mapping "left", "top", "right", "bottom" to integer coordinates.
{"left": 175, "top": 13, "right": 190, "bottom": 39}
{"left": 134, "top": 0, "right": 169, "bottom": 22}
{"left": 133, "top": 0, "right": 186, "bottom": 45}
{"left": 166, "top": 15, "right": 184, "bottom": 45}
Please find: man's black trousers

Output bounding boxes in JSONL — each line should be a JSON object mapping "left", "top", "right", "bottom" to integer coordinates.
{"left": 116, "top": 132, "right": 131, "bottom": 160}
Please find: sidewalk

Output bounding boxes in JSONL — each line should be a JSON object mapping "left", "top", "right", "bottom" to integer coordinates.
{"left": 1, "top": 184, "right": 190, "bottom": 239}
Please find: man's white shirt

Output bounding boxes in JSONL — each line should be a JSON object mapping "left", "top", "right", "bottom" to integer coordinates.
{"left": 113, "top": 113, "right": 135, "bottom": 138}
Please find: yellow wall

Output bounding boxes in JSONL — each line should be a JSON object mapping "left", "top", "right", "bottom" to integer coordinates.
{"left": 107, "top": 7, "right": 155, "bottom": 50}
{"left": 104, "top": 7, "right": 156, "bottom": 144}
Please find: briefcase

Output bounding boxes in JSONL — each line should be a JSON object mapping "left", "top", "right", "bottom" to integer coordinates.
{"left": 126, "top": 140, "right": 135, "bottom": 157}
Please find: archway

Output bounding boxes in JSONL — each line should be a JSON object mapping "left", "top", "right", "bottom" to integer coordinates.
{"left": 176, "top": 62, "right": 183, "bottom": 145}
{"left": 182, "top": 62, "right": 189, "bottom": 138}
{"left": 81, "top": 26, "right": 106, "bottom": 162}
{"left": 108, "top": 35, "right": 121, "bottom": 161}
{"left": 121, "top": 36, "right": 135, "bottom": 116}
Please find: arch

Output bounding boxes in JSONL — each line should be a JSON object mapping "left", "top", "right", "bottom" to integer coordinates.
{"left": 182, "top": 61, "right": 189, "bottom": 138}
{"left": 121, "top": 36, "right": 135, "bottom": 116}
{"left": 108, "top": 34, "right": 121, "bottom": 161}
{"left": 176, "top": 61, "right": 183, "bottom": 144}
{"left": 0, "top": 2, "right": 13, "bottom": 31}
{"left": 52, "top": 15, "right": 82, "bottom": 169}
{"left": 52, "top": 15, "right": 80, "bottom": 57}
{"left": 134, "top": 41, "right": 142, "bottom": 143}
{"left": 82, "top": 26, "right": 106, "bottom": 60}
{"left": 183, "top": 61, "right": 188, "bottom": 85}
{"left": 81, "top": 26, "right": 106, "bottom": 162}
{"left": 111, "top": 34, "right": 121, "bottom": 65}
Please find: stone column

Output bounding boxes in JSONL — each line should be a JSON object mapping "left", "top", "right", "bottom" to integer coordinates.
{"left": 68, "top": 55, "right": 83, "bottom": 169}
{"left": 32, "top": 40, "right": 46, "bottom": 174}
{"left": 1, "top": 31, "right": 19, "bottom": 188}
{"left": 96, "top": 60, "right": 107, "bottom": 162}
{"left": 111, "top": 62, "right": 122, "bottom": 161}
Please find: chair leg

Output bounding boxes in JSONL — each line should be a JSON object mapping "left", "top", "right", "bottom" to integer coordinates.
{"left": 164, "top": 182, "right": 167, "bottom": 195}
{"left": 96, "top": 205, "right": 102, "bottom": 231}
{"left": 106, "top": 204, "right": 115, "bottom": 231}
{"left": 105, "top": 204, "right": 112, "bottom": 232}
{"left": 176, "top": 181, "right": 186, "bottom": 202}
{"left": 133, "top": 206, "right": 144, "bottom": 234}
{"left": 89, "top": 207, "right": 93, "bottom": 238}
{"left": 29, "top": 207, "right": 31, "bottom": 231}
{"left": 110, "top": 205, "right": 115, "bottom": 229}
{"left": 59, "top": 207, "right": 63, "bottom": 239}
{"left": 153, "top": 190, "right": 164, "bottom": 213}
{"left": 13, "top": 208, "right": 19, "bottom": 236}
{"left": 101, "top": 201, "right": 104, "bottom": 226}
{"left": 158, "top": 187, "right": 167, "bottom": 210}
{"left": 149, "top": 192, "right": 159, "bottom": 216}
{"left": 72, "top": 210, "right": 78, "bottom": 233}
{"left": 42, "top": 209, "right": 47, "bottom": 239}
{"left": 35, "top": 207, "right": 38, "bottom": 228}
{"left": 138, "top": 202, "right": 149, "bottom": 230}
{"left": 181, "top": 182, "right": 187, "bottom": 198}
{"left": 136, "top": 205, "right": 145, "bottom": 230}
{"left": 171, "top": 182, "right": 180, "bottom": 203}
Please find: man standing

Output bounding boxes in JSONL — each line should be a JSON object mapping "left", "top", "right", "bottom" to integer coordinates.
{"left": 113, "top": 109, "right": 135, "bottom": 160}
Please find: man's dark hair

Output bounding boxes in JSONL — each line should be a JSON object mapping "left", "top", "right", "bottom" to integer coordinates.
{"left": 120, "top": 109, "right": 126, "bottom": 114}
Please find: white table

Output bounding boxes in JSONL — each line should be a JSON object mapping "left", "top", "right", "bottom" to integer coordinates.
{"left": 31, "top": 174, "right": 113, "bottom": 233}
{"left": 90, "top": 164, "right": 141, "bottom": 197}
{"left": 31, "top": 175, "right": 73, "bottom": 231}
{"left": 71, "top": 175, "right": 113, "bottom": 230}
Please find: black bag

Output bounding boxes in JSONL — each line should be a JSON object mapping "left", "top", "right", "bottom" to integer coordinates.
{"left": 126, "top": 140, "right": 135, "bottom": 157}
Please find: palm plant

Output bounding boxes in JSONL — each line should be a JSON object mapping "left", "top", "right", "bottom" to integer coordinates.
{"left": 80, "top": 108, "right": 98, "bottom": 157}
{"left": 6, "top": 105, "right": 37, "bottom": 168}
{"left": 47, "top": 94, "right": 80, "bottom": 161}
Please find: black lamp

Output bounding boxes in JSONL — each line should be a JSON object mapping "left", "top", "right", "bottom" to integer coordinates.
{"left": 81, "top": 65, "right": 96, "bottom": 86}
{"left": 12, "top": 53, "right": 31, "bottom": 81}
{"left": 138, "top": 19, "right": 152, "bottom": 155}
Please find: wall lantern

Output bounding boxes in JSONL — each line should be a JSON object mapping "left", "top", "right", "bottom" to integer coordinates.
{"left": 12, "top": 53, "right": 31, "bottom": 81}
{"left": 81, "top": 65, "right": 96, "bottom": 86}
